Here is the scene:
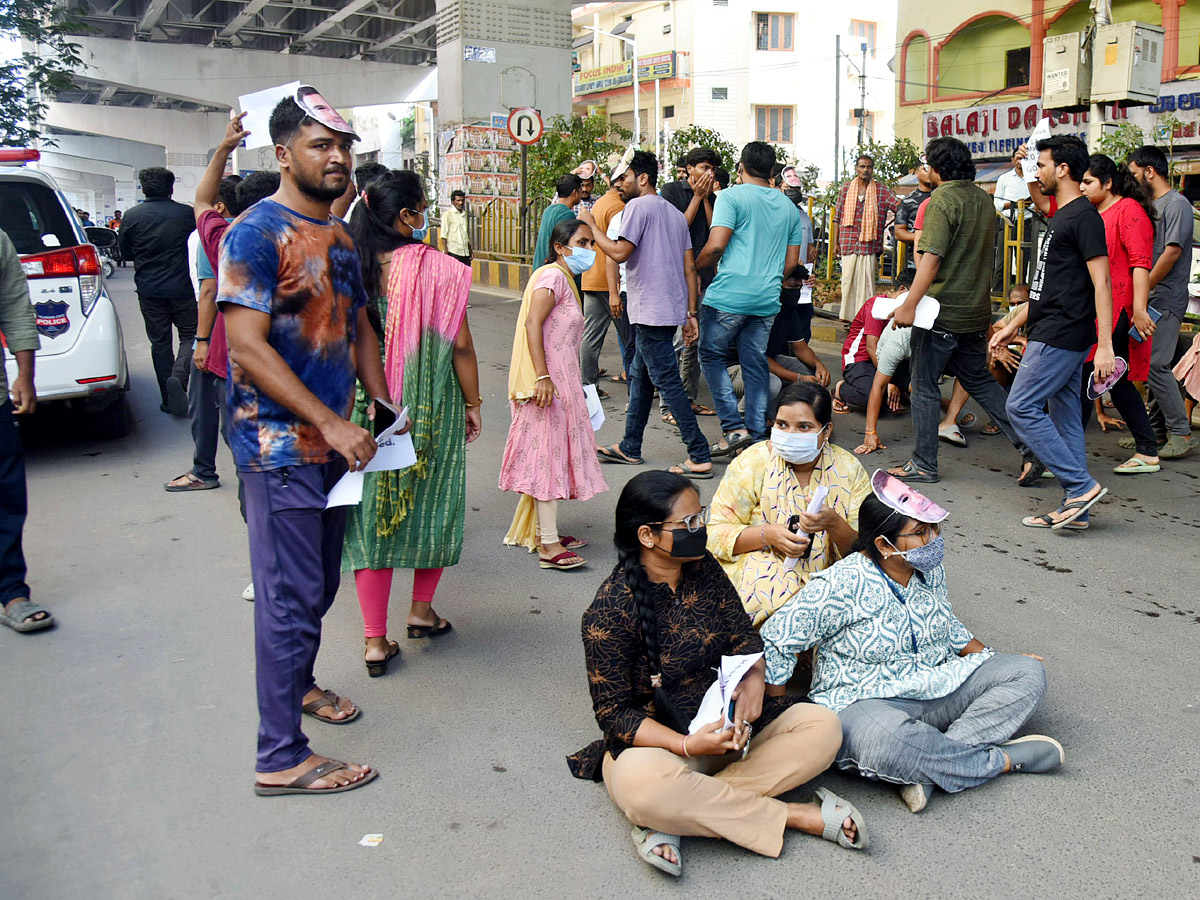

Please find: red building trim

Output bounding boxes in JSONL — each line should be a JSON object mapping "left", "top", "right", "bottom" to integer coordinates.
{"left": 933, "top": 11, "right": 1031, "bottom": 101}
{"left": 899, "top": 29, "right": 932, "bottom": 107}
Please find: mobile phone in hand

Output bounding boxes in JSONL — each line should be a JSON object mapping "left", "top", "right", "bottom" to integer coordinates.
{"left": 372, "top": 400, "right": 398, "bottom": 438}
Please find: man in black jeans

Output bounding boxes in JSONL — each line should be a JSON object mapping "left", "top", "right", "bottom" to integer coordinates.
{"left": 118, "top": 167, "right": 197, "bottom": 416}
{"left": 889, "top": 137, "right": 1041, "bottom": 485}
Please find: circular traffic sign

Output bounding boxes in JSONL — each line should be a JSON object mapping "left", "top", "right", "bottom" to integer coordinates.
{"left": 507, "top": 107, "right": 544, "bottom": 145}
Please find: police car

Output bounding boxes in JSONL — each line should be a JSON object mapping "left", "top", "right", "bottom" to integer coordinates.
{"left": 1, "top": 149, "right": 130, "bottom": 435}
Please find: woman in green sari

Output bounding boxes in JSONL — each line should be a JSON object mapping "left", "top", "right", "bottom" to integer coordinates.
{"left": 345, "top": 171, "right": 481, "bottom": 676}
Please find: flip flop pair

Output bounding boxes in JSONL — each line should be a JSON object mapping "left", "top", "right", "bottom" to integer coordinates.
{"left": 1021, "top": 487, "right": 1108, "bottom": 530}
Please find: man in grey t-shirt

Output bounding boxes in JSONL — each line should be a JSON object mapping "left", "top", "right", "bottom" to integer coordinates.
{"left": 1128, "top": 146, "right": 1195, "bottom": 458}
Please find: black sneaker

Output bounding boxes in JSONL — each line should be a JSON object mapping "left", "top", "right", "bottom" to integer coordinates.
{"left": 164, "top": 376, "right": 188, "bottom": 417}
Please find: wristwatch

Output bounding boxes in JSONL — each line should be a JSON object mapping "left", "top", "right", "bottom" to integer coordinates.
{"left": 193, "top": 337, "right": 209, "bottom": 350}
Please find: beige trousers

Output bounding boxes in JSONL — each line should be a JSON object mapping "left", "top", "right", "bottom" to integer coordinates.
{"left": 533, "top": 497, "right": 558, "bottom": 544}
{"left": 602, "top": 703, "right": 842, "bottom": 858}
{"left": 839, "top": 253, "right": 877, "bottom": 321}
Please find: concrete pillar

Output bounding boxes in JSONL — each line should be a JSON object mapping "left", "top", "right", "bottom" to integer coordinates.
{"left": 434, "top": 0, "right": 574, "bottom": 127}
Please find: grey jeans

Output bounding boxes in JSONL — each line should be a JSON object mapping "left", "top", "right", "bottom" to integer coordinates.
{"left": 728, "top": 355, "right": 813, "bottom": 408}
{"left": 1147, "top": 308, "right": 1191, "bottom": 437}
{"left": 835, "top": 654, "right": 1048, "bottom": 794}
{"left": 580, "top": 291, "right": 617, "bottom": 386}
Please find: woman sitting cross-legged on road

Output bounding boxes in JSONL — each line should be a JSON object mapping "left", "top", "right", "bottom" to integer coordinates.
{"left": 707, "top": 382, "right": 871, "bottom": 627}
{"left": 569, "top": 471, "right": 866, "bottom": 878}
{"left": 760, "top": 474, "right": 1064, "bottom": 814}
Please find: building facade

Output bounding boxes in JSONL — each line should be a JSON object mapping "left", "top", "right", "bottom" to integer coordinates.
{"left": 896, "top": 0, "right": 1200, "bottom": 167}
{"left": 572, "top": 1, "right": 896, "bottom": 180}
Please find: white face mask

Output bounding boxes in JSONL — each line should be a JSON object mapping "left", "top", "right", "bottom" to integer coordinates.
{"left": 771, "top": 427, "right": 826, "bottom": 464}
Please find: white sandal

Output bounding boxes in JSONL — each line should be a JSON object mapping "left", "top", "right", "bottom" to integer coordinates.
{"left": 814, "top": 787, "right": 869, "bottom": 850}
{"left": 631, "top": 827, "right": 682, "bottom": 876}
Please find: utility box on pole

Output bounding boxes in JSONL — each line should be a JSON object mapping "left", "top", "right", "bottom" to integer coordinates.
{"left": 1090, "top": 22, "right": 1164, "bottom": 105}
{"left": 1042, "top": 32, "right": 1091, "bottom": 111}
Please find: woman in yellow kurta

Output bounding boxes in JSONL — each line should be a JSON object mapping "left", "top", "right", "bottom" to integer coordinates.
{"left": 707, "top": 382, "right": 871, "bottom": 626}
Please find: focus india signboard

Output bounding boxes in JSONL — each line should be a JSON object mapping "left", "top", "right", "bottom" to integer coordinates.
{"left": 923, "top": 79, "right": 1200, "bottom": 159}
{"left": 573, "top": 52, "right": 677, "bottom": 96}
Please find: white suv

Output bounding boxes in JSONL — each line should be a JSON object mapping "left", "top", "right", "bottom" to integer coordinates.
{"left": 1, "top": 149, "right": 130, "bottom": 435}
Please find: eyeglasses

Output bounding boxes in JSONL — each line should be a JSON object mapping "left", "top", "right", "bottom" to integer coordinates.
{"left": 897, "top": 522, "right": 940, "bottom": 540}
{"left": 647, "top": 506, "right": 710, "bottom": 533}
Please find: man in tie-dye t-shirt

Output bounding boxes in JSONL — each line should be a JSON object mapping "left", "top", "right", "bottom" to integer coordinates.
{"left": 219, "top": 92, "right": 390, "bottom": 796}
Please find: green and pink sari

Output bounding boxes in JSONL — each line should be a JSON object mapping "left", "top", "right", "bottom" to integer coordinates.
{"left": 342, "top": 243, "right": 473, "bottom": 571}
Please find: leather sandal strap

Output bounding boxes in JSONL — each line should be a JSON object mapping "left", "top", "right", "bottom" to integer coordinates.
{"left": 290, "top": 759, "right": 347, "bottom": 790}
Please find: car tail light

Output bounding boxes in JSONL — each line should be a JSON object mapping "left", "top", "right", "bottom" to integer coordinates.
{"left": 20, "top": 245, "right": 103, "bottom": 315}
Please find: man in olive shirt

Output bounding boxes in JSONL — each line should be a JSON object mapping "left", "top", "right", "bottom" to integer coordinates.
{"left": 0, "top": 230, "right": 53, "bottom": 633}
{"left": 889, "top": 138, "right": 1039, "bottom": 484}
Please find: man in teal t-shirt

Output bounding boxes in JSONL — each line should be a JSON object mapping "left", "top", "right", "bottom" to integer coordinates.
{"left": 533, "top": 173, "right": 582, "bottom": 266}
{"left": 696, "top": 141, "right": 804, "bottom": 448}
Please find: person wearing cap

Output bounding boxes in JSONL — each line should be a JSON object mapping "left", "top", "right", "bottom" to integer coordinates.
{"left": 220, "top": 89, "right": 391, "bottom": 796}
{"left": 760, "top": 477, "right": 1064, "bottom": 814}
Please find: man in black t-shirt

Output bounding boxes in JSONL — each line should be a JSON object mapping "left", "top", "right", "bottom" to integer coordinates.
{"left": 659, "top": 147, "right": 722, "bottom": 415}
{"left": 894, "top": 161, "right": 933, "bottom": 270}
{"left": 991, "top": 135, "right": 1115, "bottom": 530}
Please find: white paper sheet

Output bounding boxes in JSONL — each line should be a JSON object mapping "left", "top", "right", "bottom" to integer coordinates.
{"left": 238, "top": 82, "right": 301, "bottom": 150}
{"left": 324, "top": 404, "right": 415, "bottom": 507}
{"left": 583, "top": 383, "right": 605, "bottom": 432}
{"left": 1021, "top": 117, "right": 1053, "bottom": 182}
{"left": 872, "top": 291, "right": 941, "bottom": 331}
{"left": 688, "top": 653, "right": 764, "bottom": 733}
{"left": 784, "top": 484, "right": 829, "bottom": 572}
{"left": 798, "top": 284, "right": 814, "bottom": 305}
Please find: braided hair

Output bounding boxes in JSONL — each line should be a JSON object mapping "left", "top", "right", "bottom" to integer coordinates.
{"left": 613, "top": 471, "right": 698, "bottom": 732}
{"left": 347, "top": 170, "right": 423, "bottom": 335}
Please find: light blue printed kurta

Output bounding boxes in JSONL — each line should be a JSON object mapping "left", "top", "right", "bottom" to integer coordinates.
{"left": 760, "top": 552, "right": 994, "bottom": 713}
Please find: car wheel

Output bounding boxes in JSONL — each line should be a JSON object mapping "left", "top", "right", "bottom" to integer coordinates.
{"left": 89, "top": 392, "right": 131, "bottom": 439}
{"left": 103, "top": 258, "right": 116, "bottom": 279}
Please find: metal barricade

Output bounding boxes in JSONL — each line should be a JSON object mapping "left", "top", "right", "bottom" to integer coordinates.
{"left": 467, "top": 196, "right": 551, "bottom": 264}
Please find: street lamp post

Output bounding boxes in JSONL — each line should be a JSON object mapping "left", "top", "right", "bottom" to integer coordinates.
{"left": 585, "top": 25, "right": 639, "bottom": 147}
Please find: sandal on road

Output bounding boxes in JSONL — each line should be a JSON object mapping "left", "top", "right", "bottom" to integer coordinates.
{"left": 1113, "top": 457, "right": 1160, "bottom": 475}
{"left": 164, "top": 472, "right": 219, "bottom": 492}
{"left": 254, "top": 760, "right": 378, "bottom": 796}
{"left": 539, "top": 550, "right": 587, "bottom": 570}
{"left": 660, "top": 409, "right": 678, "bottom": 427}
{"left": 364, "top": 640, "right": 400, "bottom": 678}
{"left": 888, "top": 460, "right": 939, "bottom": 484}
{"left": 0, "top": 599, "right": 54, "bottom": 633}
{"left": 691, "top": 403, "right": 716, "bottom": 416}
{"left": 814, "top": 787, "right": 869, "bottom": 850}
{"left": 597, "top": 445, "right": 644, "bottom": 465}
{"left": 668, "top": 461, "right": 714, "bottom": 480}
{"left": 1050, "top": 487, "right": 1107, "bottom": 529}
{"left": 981, "top": 420, "right": 1001, "bottom": 436}
{"left": 407, "top": 617, "right": 453, "bottom": 639}
{"left": 560, "top": 535, "right": 588, "bottom": 550}
{"left": 832, "top": 397, "right": 851, "bottom": 414}
{"left": 302, "top": 689, "right": 361, "bottom": 725}
{"left": 937, "top": 424, "right": 967, "bottom": 447}
{"left": 1018, "top": 460, "right": 1046, "bottom": 487}
{"left": 631, "top": 827, "right": 682, "bottom": 877}
{"left": 711, "top": 432, "right": 753, "bottom": 458}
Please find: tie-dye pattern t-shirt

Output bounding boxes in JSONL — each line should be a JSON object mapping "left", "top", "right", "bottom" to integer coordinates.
{"left": 217, "top": 198, "right": 368, "bottom": 472}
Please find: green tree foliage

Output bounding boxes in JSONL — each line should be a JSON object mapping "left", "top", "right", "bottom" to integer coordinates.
{"left": 1095, "top": 122, "right": 1146, "bottom": 165}
{"left": 0, "top": 0, "right": 89, "bottom": 146}
{"left": 523, "top": 113, "right": 631, "bottom": 199}
{"left": 665, "top": 124, "right": 796, "bottom": 183}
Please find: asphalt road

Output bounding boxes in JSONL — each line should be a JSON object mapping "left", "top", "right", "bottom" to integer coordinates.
{"left": 2, "top": 269, "right": 1198, "bottom": 899}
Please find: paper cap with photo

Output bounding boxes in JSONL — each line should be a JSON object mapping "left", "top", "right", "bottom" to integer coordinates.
{"left": 574, "top": 159, "right": 598, "bottom": 180}
{"left": 781, "top": 165, "right": 803, "bottom": 188}
{"left": 871, "top": 469, "right": 949, "bottom": 524}
{"left": 294, "top": 85, "right": 360, "bottom": 140}
{"left": 611, "top": 146, "right": 636, "bottom": 180}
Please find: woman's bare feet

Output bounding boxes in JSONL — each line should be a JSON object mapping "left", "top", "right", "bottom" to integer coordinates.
{"left": 255, "top": 753, "right": 371, "bottom": 790}
{"left": 407, "top": 606, "right": 449, "bottom": 629}
{"left": 364, "top": 636, "right": 398, "bottom": 663}
{"left": 786, "top": 801, "right": 856, "bottom": 843}
{"left": 648, "top": 841, "right": 678, "bottom": 865}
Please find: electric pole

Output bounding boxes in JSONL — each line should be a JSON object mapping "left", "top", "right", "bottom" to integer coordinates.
{"left": 857, "top": 42, "right": 867, "bottom": 146}
{"left": 833, "top": 35, "right": 841, "bottom": 180}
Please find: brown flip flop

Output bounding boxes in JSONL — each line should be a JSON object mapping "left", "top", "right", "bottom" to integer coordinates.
{"left": 254, "top": 760, "right": 378, "bottom": 796}
{"left": 302, "top": 689, "right": 361, "bottom": 725}
{"left": 164, "top": 472, "right": 219, "bottom": 492}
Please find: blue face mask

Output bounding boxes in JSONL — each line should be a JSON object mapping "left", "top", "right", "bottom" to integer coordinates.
{"left": 563, "top": 246, "right": 596, "bottom": 275}
{"left": 406, "top": 209, "right": 429, "bottom": 241}
{"left": 890, "top": 534, "right": 945, "bottom": 572}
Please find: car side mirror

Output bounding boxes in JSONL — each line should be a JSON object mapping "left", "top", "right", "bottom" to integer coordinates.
{"left": 86, "top": 226, "right": 117, "bottom": 249}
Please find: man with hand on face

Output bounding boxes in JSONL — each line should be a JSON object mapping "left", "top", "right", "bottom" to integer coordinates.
{"left": 220, "top": 89, "right": 393, "bottom": 797}
{"left": 992, "top": 135, "right": 1114, "bottom": 530}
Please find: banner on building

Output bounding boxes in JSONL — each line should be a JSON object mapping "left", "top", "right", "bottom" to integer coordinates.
{"left": 923, "top": 80, "right": 1200, "bottom": 159}
{"left": 573, "top": 52, "right": 677, "bottom": 96}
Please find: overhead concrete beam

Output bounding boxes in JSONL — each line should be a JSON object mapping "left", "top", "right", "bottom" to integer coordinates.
{"left": 135, "top": 0, "right": 172, "bottom": 35}
{"left": 361, "top": 14, "right": 437, "bottom": 53}
{"left": 291, "top": 0, "right": 377, "bottom": 47}
{"left": 218, "top": 0, "right": 272, "bottom": 39}
{"left": 73, "top": 36, "right": 430, "bottom": 108}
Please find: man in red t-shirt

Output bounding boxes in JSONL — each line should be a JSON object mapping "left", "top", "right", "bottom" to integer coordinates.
{"left": 835, "top": 269, "right": 915, "bottom": 410}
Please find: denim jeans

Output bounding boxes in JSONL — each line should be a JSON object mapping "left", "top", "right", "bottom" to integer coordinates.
{"left": 620, "top": 323, "right": 711, "bottom": 464}
{"left": 1006, "top": 340, "right": 1096, "bottom": 499}
{"left": 836, "top": 654, "right": 1048, "bottom": 794}
{"left": 0, "top": 401, "right": 29, "bottom": 604}
{"left": 699, "top": 306, "right": 776, "bottom": 440}
{"left": 909, "top": 327, "right": 1031, "bottom": 475}
{"left": 616, "top": 295, "right": 636, "bottom": 379}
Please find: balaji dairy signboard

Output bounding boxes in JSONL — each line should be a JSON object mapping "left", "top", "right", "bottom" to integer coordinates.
{"left": 924, "top": 80, "right": 1200, "bottom": 158}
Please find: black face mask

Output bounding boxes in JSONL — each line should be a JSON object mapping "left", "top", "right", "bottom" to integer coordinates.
{"left": 666, "top": 525, "right": 708, "bottom": 558}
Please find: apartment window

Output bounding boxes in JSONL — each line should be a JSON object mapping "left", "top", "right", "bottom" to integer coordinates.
{"left": 712, "top": 87, "right": 728, "bottom": 101}
{"left": 663, "top": 104, "right": 675, "bottom": 118}
{"left": 756, "top": 105, "right": 794, "bottom": 142}
{"left": 755, "top": 13, "right": 794, "bottom": 51}
{"left": 849, "top": 19, "right": 876, "bottom": 58}
{"left": 1005, "top": 47, "right": 1031, "bottom": 88}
